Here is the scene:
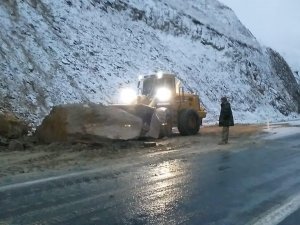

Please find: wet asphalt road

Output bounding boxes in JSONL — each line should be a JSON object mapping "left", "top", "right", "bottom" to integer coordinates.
{"left": 1, "top": 133, "right": 300, "bottom": 225}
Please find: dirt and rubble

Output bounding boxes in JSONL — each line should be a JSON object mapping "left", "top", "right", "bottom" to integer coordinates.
{"left": 0, "top": 124, "right": 265, "bottom": 180}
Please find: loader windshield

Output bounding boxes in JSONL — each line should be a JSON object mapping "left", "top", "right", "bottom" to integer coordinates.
{"left": 142, "top": 76, "right": 175, "bottom": 97}
{"left": 142, "top": 78, "right": 155, "bottom": 96}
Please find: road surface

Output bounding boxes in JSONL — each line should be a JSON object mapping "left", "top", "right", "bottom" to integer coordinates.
{"left": 0, "top": 123, "right": 300, "bottom": 225}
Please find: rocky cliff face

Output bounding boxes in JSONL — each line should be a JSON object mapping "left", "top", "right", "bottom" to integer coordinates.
{"left": 267, "top": 48, "right": 300, "bottom": 114}
{"left": 0, "top": 0, "right": 299, "bottom": 124}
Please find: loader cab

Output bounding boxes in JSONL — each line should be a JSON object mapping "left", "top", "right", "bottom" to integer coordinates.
{"left": 138, "top": 73, "right": 179, "bottom": 101}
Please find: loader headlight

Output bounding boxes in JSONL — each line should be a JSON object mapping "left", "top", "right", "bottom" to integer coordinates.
{"left": 120, "top": 88, "right": 137, "bottom": 104}
{"left": 157, "top": 71, "right": 164, "bottom": 79}
{"left": 156, "top": 87, "right": 172, "bottom": 102}
{"left": 138, "top": 75, "right": 143, "bottom": 81}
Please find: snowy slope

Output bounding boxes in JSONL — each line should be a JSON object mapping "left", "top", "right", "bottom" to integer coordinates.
{"left": 293, "top": 70, "right": 300, "bottom": 85}
{"left": 0, "top": 0, "right": 299, "bottom": 125}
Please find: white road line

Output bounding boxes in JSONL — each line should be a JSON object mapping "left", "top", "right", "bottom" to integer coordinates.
{"left": 0, "top": 166, "right": 122, "bottom": 192}
{"left": 0, "top": 170, "right": 94, "bottom": 192}
{"left": 250, "top": 193, "right": 300, "bottom": 225}
{"left": 0, "top": 156, "right": 155, "bottom": 192}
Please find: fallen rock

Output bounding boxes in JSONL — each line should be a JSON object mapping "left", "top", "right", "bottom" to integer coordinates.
{"left": 35, "top": 103, "right": 144, "bottom": 143}
{"left": 0, "top": 136, "right": 9, "bottom": 146}
{"left": 0, "top": 111, "right": 28, "bottom": 139}
{"left": 22, "top": 135, "right": 38, "bottom": 149}
{"left": 8, "top": 140, "right": 24, "bottom": 151}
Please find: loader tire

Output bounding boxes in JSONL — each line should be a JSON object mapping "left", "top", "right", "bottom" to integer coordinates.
{"left": 178, "top": 109, "right": 200, "bottom": 136}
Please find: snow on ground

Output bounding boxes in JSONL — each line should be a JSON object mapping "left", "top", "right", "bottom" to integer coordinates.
{"left": 263, "top": 127, "right": 300, "bottom": 140}
{"left": 263, "top": 120, "right": 300, "bottom": 140}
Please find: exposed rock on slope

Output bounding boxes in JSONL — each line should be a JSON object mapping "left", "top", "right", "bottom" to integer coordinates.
{"left": 0, "top": 0, "right": 299, "bottom": 124}
{"left": 267, "top": 48, "right": 300, "bottom": 114}
{"left": 0, "top": 111, "right": 28, "bottom": 139}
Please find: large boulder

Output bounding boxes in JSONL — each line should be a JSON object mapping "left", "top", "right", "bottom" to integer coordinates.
{"left": 0, "top": 111, "right": 28, "bottom": 139}
{"left": 35, "top": 103, "right": 144, "bottom": 143}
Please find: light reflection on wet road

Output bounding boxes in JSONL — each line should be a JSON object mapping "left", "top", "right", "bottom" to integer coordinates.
{"left": 0, "top": 134, "right": 300, "bottom": 224}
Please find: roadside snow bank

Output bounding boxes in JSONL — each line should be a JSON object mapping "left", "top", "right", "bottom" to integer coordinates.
{"left": 263, "top": 120, "right": 300, "bottom": 140}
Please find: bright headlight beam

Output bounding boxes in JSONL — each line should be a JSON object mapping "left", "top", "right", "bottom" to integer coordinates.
{"left": 156, "top": 87, "right": 172, "bottom": 102}
{"left": 157, "top": 71, "right": 163, "bottom": 79}
{"left": 120, "top": 88, "right": 137, "bottom": 104}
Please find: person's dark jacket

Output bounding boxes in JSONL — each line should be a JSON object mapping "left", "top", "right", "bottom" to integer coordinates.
{"left": 219, "top": 101, "right": 234, "bottom": 127}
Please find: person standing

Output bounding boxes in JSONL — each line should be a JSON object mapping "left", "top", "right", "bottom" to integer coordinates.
{"left": 218, "top": 96, "right": 234, "bottom": 144}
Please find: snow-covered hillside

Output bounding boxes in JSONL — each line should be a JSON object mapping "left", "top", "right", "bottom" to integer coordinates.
{"left": 0, "top": 0, "right": 299, "bottom": 125}
{"left": 293, "top": 70, "right": 300, "bottom": 85}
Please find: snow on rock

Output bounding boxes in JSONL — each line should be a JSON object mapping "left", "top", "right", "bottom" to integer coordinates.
{"left": 294, "top": 71, "right": 300, "bottom": 85}
{"left": 0, "top": 0, "right": 299, "bottom": 126}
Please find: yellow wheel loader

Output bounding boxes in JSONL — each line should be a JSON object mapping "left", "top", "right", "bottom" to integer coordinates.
{"left": 35, "top": 72, "right": 206, "bottom": 142}
{"left": 116, "top": 72, "right": 206, "bottom": 138}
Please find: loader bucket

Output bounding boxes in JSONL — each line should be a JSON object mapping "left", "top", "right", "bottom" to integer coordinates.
{"left": 111, "top": 104, "right": 170, "bottom": 139}
{"left": 109, "top": 104, "right": 155, "bottom": 137}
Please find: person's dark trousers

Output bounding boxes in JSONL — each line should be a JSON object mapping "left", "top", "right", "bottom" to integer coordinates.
{"left": 222, "top": 126, "right": 229, "bottom": 143}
